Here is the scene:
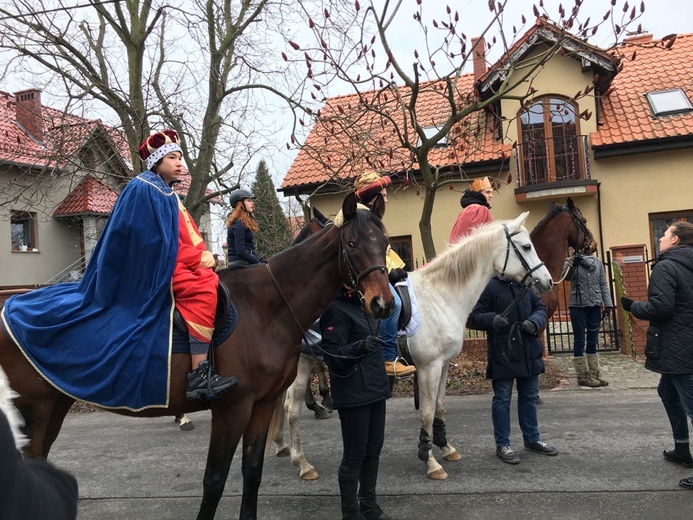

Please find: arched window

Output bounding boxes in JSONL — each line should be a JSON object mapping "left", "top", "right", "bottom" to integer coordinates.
{"left": 518, "top": 97, "right": 586, "bottom": 186}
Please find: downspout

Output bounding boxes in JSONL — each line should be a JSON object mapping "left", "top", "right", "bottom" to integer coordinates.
{"left": 596, "top": 181, "right": 605, "bottom": 260}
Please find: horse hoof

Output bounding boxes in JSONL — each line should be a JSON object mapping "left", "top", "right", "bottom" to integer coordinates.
{"left": 444, "top": 451, "right": 461, "bottom": 461}
{"left": 427, "top": 468, "right": 448, "bottom": 480}
{"left": 276, "top": 447, "right": 290, "bottom": 457}
{"left": 300, "top": 469, "right": 319, "bottom": 480}
{"left": 314, "top": 409, "right": 331, "bottom": 420}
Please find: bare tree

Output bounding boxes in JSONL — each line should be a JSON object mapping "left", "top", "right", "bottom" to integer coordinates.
{"left": 285, "top": 0, "right": 646, "bottom": 259}
{"left": 0, "top": 0, "right": 310, "bottom": 221}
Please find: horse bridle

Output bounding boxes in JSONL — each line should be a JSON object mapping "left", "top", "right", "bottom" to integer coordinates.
{"left": 500, "top": 224, "right": 546, "bottom": 288}
{"left": 568, "top": 208, "right": 595, "bottom": 253}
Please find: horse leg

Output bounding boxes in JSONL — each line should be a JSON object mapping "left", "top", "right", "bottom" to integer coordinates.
{"left": 316, "top": 361, "right": 333, "bottom": 412}
{"left": 433, "top": 363, "right": 461, "bottom": 462}
{"left": 195, "top": 406, "right": 245, "bottom": 520}
{"left": 239, "top": 400, "right": 278, "bottom": 520}
{"left": 272, "top": 392, "right": 290, "bottom": 458}
{"left": 415, "top": 362, "right": 448, "bottom": 479}
{"left": 41, "top": 393, "right": 75, "bottom": 457}
{"left": 286, "top": 357, "right": 319, "bottom": 480}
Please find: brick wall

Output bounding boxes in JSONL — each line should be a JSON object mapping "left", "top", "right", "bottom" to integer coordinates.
{"left": 610, "top": 244, "right": 648, "bottom": 356}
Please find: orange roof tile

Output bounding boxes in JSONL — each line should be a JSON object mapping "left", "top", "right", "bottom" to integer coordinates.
{"left": 282, "top": 76, "right": 509, "bottom": 190}
{"left": 591, "top": 33, "right": 693, "bottom": 148}
{"left": 53, "top": 175, "right": 119, "bottom": 217}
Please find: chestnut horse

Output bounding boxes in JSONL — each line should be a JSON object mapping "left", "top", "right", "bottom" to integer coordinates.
{"left": 0, "top": 193, "right": 393, "bottom": 520}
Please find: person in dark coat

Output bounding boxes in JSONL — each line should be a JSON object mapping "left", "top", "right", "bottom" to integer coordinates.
{"left": 471, "top": 277, "right": 558, "bottom": 464}
{"left": 320, "top": 286, "right": 392, "bottom": 520}
{"left": 0, "top": 368, "right": 78, "bottom": 520}
{"left": 621, "top": 221, "right": 693, "bottom": 489}
{"left": 226, "top": 189, "right": 263, "bottom": 265}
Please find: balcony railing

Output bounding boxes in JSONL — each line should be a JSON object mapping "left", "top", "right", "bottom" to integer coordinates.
{"left": 515, "top": 135, "right": 590, "bottom": 188}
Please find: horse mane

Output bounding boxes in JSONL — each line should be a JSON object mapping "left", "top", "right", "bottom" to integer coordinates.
{"left": 418, "top": 221, "right": 503, "bottom": 288}
{"left": 530, "top": 202, "right": 565, "bottom": 237}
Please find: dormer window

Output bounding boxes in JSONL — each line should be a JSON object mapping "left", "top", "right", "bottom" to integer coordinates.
{"left": 645, "top": 89, "right": 693, "bottom": 117}
{"left": 417, "top": 126, "right": 448, "bottom": 148}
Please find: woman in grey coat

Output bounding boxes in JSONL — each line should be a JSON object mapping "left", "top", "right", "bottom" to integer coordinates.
{"left": 564, "top": 252, "right": 613, "bottom": 387}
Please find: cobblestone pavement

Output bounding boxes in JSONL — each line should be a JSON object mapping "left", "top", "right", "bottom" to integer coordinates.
{"left": 547, "top": 351, "right": 661, "bottom": 392}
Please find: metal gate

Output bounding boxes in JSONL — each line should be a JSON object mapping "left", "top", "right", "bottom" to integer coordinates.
{"left": 545, "top": 251, "right": 619, "bottom": 354}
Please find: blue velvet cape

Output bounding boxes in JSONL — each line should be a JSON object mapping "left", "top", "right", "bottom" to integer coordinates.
{"left": 1, "top": 171, "right": 179, "bottom": 410}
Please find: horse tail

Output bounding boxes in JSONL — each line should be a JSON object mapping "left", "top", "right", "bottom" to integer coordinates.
{"left": 0, "top": 364, "right": 29, "bottom": 449}
{"left": 265, "top": 390, "right": 287, "bottom": 455}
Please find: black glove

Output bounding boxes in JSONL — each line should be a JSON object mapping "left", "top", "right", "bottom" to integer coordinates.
{"left": 621, "top": 297, "right": 634, "bottom": 312}
{"left": 602, "top": 307, "right": 612, "bottom": 319}
{"left": 388, "top": 268, "right": 408, "bottom": 285}
{"left": 491, "top": 315, "right": 509, "bottom": 330}
{"left": 572, "top": 254, "right": 583, "bottom": 266}
{"left": 519, "top": 320, "right": 536, "bottom": 335}
{"left": 359, "top": 335, "right": 383, "bottom": 354}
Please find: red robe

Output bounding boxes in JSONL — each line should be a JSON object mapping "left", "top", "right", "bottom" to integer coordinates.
{"left": 172, "top": 197, "right": 218, "bottom": 343}
{"left": 449, "top": 205, "right": 493, "bottom": 245}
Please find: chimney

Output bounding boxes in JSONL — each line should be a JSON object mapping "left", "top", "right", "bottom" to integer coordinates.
{"left": 14, "top": 88, "right": 43, "bottom": 142}
{"left": 624, "top": 33, "right": 653, "bottom": 45}
{"left": 471, "top": 37, "right": 487, "bottom": 80}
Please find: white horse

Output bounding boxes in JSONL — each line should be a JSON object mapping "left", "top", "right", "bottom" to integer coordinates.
{"left": 408, "top": 211, "right": 552, "bottom": 478}
{"left": 273, "top": 212, "right": 553, "bottom": 479}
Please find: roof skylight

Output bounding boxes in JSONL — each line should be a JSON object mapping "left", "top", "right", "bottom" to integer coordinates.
{"left": 645, "top": 89, "right": 693, "bottom": 117}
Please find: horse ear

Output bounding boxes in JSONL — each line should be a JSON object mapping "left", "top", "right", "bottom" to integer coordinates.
{"left": 312, "top": 206, "right": 329, "bottom": 225}
{"left": 510, "top": 211, "right": 529, "bottom": 230}
{"left": 567, "top": 197, "right": 575, "bottom": 210}
{"left": 342, "top": 192, "right": 357, "bottom": 221}
{"left": 370, "top": 193, "right": 386, "bottom": 219}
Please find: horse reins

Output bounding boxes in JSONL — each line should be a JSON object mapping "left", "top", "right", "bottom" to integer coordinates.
{"left": 551, "top": 208, "right": 595, "bottom": 285}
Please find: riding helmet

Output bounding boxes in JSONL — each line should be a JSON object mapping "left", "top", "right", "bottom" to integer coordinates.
{"left": 229, "top": 189, "right": 254, "bottom": 208}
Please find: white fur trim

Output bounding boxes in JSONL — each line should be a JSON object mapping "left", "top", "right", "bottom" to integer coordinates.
{"left": 333, "top": 203, "right": 371, "bottom": 228}
{"left": 0, "top": 365, "right": 28, "bottom": 450}
{"left": 145, "top": 143, "right": 182, "bottom": 170}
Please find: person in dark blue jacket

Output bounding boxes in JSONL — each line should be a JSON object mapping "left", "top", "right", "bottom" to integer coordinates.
{"left": 321, "top": 286, "right": 392, "bottom": 520}
{"left": 226, "top": 189, "right": 263, "bottom": 265}
{"left": 471, "top": 277, "right": 558, "bottom": 465}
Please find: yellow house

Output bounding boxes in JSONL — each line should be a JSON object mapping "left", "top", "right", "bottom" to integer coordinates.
{"left": 281, "top": 19, "right": 693, "bottom": 270}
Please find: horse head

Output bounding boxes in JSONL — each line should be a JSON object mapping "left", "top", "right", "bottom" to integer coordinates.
{"left": 497, "top": 212, "right": 554, "bottom": 293}
{"left": 335, "top": 193, "right": 393, "bottom": 319}
{"left": 566, "top": 197, "right": 597, "bottom": 254}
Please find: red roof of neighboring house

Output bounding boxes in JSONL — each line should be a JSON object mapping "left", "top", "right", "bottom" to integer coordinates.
{"left": 53, "top": 175, "right": 120, "bottom": 217}
{"left": 591, "top": 33, "right": 693, "bottom": 148}
{"left": 0, "top": 90, "right": 131, "bottom": 172}
{"left": 282, "top": 77, "right": 510, "bottom": 190}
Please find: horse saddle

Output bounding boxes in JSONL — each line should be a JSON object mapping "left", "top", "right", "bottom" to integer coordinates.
{"left": 299, "top": 320, "right": 324, "bottom": 361}
{"left": 394, "top": 282, "right": 412, "bottom": 331}
{"left": 173, "top": 281, "right": 232, "bottom": 340}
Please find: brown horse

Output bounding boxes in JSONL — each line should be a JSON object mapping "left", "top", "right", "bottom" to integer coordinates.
{"left": 530, "top": 197, "right": 596, "bottom": 319}
{"left": 0, "top": 193, "right": 393, "bottom": 520}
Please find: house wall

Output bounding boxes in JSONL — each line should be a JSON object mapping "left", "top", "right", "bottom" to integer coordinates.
{"left": 0, "top": 170, "right": 85, "bottom": 287}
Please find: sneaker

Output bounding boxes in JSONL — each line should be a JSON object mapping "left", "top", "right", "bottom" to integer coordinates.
{"left": 663, "top": 449, "right": 693, "bottom": 468}
{"left": 385, "top": 360, "right": 416, "bottom": 377}
{"left": 680, "top": 476, "right": 693, "bottom": 489}
{"left": 496, "top": 446, "right": 520, "bottom": 464}
{"left": 186, "top": 360, "right": 238, "bottom": 400}
{"left": 524, "top": 441, "right": 559, "bottom": 456}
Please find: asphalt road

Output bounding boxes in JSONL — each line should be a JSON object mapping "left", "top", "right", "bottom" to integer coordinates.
{"left": 48, "top": 388, "right": 693, "bottom": 519}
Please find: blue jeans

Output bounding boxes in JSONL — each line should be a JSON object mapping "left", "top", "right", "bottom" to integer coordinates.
{"left": 492, "top": 376, "right": 540, "bottom": 447}
{"left": 379, "top": 284, "right": 401, "bottom": 362}
{"left": 658, "top": 373, "right": 693, "bottom": 444}
{"left": 570, "top": 306, "right": 602, "bottom": 357}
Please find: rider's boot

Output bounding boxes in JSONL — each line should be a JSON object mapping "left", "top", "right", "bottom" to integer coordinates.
{"left": 359, "top": 457, "right": 393, "bottom": 520}
{"left": 338, "top": 465, "right": 366, "bottom": 519}
{"left": 186, "top": 360, "right": 238, "bottom": 400}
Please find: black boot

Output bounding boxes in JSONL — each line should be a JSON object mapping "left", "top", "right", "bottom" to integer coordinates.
{"left": 358, "top": 457, "right": 392, "bottom": 520}
{"left": 338, "top": 465, "right": 366, "bottom": 520}
{"left": 186, "top": 360, "right": 238, "bottom": 400}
